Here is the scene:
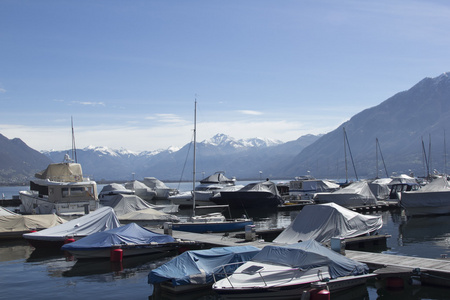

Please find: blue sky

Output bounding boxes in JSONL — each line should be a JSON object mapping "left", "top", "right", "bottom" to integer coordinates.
{"left": 1, "top": 0, "right": 450, "bottom": 152}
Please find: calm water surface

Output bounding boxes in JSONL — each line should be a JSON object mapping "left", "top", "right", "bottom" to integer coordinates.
{"left": 1, "top": 183, "right": 450, "bottom": 299}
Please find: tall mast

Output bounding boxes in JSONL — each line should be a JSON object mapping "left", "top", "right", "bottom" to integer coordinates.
{"left": 71, "top": 116, "right": 78, "bottom": 163}
{"left": 192, "top": 100, "right": 197, "bottom": 217}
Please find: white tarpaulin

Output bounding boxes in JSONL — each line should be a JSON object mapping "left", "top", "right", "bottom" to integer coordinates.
{"left": 23, "top": 206, "right": 121, "bottom": 241}
{"left": 119, "top": 207, "right": 180, "bottom": 223}
{"left": 314, "top": 181, "right": 379, "bottom": 207}
{"left": 273, "top": 203, "right": 383, "bottom": 244}
{"left": 100, "top": 194, "right": 153, "bottom": 216}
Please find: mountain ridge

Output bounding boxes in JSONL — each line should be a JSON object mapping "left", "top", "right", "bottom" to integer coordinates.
{"left": 1, "top": 72, "right": 450, "bottom": 184}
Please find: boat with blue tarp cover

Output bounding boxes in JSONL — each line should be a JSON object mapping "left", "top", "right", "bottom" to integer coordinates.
{"left": 61, "top": 223, "right": 179, "bottom": 259}
{"left": 148, "top": 245, "right": 261, "bottom": 293}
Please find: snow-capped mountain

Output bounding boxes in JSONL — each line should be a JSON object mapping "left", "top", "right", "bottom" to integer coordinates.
{"left": 40, "top": 133, "right": 303, "bottom": 181}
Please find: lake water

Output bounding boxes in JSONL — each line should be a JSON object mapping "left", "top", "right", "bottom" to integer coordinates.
{"left": 1, "top": 183, "right": 450, "bottom": 299}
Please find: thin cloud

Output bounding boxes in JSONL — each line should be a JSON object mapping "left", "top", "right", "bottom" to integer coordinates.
{"left": 237, "top": 110, "right": 264, "bottom": 116}
{"left": 0, "top": 88, "right": 6, "bottom": 93}
{"left": 154, "top": 113, "right": 185, "bottom": 124}
{"left": 72, "top": 101, "right": 106, "bottom": 106}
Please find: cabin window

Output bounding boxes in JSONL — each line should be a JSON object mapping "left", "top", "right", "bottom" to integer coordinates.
{"left": 62, "top": 188, "right": 69, "bottom": 197}
{"left": 70, "top": 187, "right": 86, "bottom": 197}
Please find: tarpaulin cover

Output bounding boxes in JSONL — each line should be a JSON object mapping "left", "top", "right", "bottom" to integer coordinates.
{"left": 0, "top": 207, "right": 18, "bottom": 216}
{"left": 101, "top": 194, "right": 153, "bottom": 216}
{"left": 62, "top": 223, "right": 175, "bottom": 250}
{"left": 314, "top": 181, "right": 379, "bottom": 207}
{"left": 199, "top": 172, "right": 235, "bottom": 185}
{"left": 239, "top": 181, "right": 280, "bottom": 195}
{"left": 0, "top": 214, "right": 66, "bottom": 233}
{"left": 148, "top": 246, "right": 260, "bottom": 286}
{"left": 35, "top": 162, "right": 84, "bottom": 182}
{"left": 119, "top": 207, "right": 180, "bottom": 223}
{"left": 252, "top": 240, "right": 368, "bottom": 279}
{"left": 23, "top": 207, "right": 121, "bottom": 241}
{"left": 273, "top": 203, "right": 382, "bottom": 244}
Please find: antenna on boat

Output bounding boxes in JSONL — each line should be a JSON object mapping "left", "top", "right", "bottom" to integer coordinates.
{"left": 71, "top": 116, "right": 78, "bottom": 163}
{"left": 192, "top": 98, "right": 197, "bottom": 217}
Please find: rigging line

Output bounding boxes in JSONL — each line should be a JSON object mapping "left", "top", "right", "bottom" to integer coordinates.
{"left": 344, "top": 127, "right": 358, "bottom": 181}
{"left": 176, "top": 131, "right": 194, "bottom": 191}
{"left": 422, "top": 137, "right": 429, "bottom": 178}
{"left": 377, "top": 138, "right": 389, "bottom": 178}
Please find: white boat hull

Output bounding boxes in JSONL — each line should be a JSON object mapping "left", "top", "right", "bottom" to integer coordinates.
{"left": 19, "top": 191, "right": 97, "bottom": 215}
{"left": 401, "top": 190, "right": 450, "bottom": 216}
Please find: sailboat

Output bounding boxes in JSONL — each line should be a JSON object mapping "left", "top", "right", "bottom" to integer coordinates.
{"left": 171, "top": 100, "right": 253, "bottom": 233}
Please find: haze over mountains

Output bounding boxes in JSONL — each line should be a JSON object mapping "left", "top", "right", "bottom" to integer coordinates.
{"left": 1, "top": 72, "right": 449, "bottom": 184}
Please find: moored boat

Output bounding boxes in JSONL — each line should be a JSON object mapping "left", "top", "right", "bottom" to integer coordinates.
{"left": 212, "top": 180, "right": 284, "bottom": 209}
{"left": 19, "top": 155, "right": 99, "bottom": 216}
{"left": 273, "top": 202, "right": 383, "bottom": 244}
{"left": 212, "top": 240, "right": 375, "bottom": 299}
{"left": 22, "top": 206, "right": 121, "bottom": 248}
{"left": 401, "top": 176, "right": 450, "bottom": 216}
{"left": 0, "top": 213, "right": 66, "bottom": 240}
{"left": 148, "top": 245, "right": 260, "bottom": 293}
{"left": 61, "top": 223, "right": 179, "bottom": 259}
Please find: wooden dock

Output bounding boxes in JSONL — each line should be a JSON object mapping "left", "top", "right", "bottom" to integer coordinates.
{"left": 152, "top": 228, "right": 450, "bottom": 287}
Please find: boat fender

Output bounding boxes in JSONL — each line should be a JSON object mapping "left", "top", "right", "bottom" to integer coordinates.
{"left": 110, "top": 249, "right": 123, "bottom": 262}
{"left": 309, "top": 288, "right": 330, "bottom": 300}
{"left": 64, "top": 238, "right": 75, "bottom": 244}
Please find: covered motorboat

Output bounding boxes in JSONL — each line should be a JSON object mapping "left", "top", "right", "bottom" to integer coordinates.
{"left": 119, "top": 207, "right": 180, "bottom": 227}
{"left": 0, "top": 213, "right": 66, "bottom": 240}
{"left": 212, "top": 180, "right": 283, "bottom": 209}
{"left": 273, "top": 203, "right": 383, "bottom": 244}
{"left": 288, "top": 178, "right": 340, "bottom": 200}
{"left": 23, "top": 206, "right": 121, "bottom": 248}
{"left": 98, "top": 183, "right": 134, "bottom": 203}
{"left": 212, "top": 240, "right": 374, "bottom": 298}
{"left": 100, "top": 194, "right": 155, "bottom": 216}
{"left": 401, "top": 176, "right": 450, "bottom": 216}
{"left": 148, "top": 246, "right": 260, "bottom": 293}
{"left": 314, "top": 180, "right": 379, "bottom": 208}
{"left": 124, "top": 180, "right": 157, "bottom": 201}
{"left": 170, "top": 171, "right": 241, "bottom": 207}
{"left": 61, "top": 223, "right": 178, "bottom": 259}
{"left": 143, "top": 177, "right": 176, "bottom": 200}
{"left": 19, "top": 157, "right": 99, "bottom": 216}
{"left": 100, "top": 193, "right": 178, "bottom": 216}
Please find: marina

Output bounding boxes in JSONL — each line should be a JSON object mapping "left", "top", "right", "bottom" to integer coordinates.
{"left": 1, "top": 182, "right": 450, "bottom": 299}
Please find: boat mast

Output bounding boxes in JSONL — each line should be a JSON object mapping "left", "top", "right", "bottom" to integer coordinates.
{"left": 192, "top": 100, "right": 197, "bottom": 217}
{"left": 71, "top": 116, "right": 78, "bottom": 163}
{"left": 344, "top": 128, "right": 348, "bottom": 183}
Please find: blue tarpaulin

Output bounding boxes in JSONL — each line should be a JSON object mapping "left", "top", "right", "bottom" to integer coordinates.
{"left": 61, "top": 223, "right": 175, "bottom": 250}
{"left": 148, "top": 246, "right": 260, "bottom": 286}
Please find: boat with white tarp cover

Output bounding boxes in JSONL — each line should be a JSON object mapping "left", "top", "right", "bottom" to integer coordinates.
{"left": 212, "top": 240, "right": 375, "bottom": 299}
{"left": 22, "top": 206, "right": 121, "bottom": 248}
{"left": 273, "top": 202, "right": 383, "bottom": 244}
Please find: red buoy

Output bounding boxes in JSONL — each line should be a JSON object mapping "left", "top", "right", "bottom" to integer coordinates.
{"left": 110, "top": 249, "right": 123, "bottom": 262}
